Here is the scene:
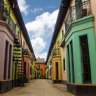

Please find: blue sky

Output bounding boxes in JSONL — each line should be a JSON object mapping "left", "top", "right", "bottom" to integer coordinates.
{"left": 17, "top": 0, "right": 61, "bottom": 60}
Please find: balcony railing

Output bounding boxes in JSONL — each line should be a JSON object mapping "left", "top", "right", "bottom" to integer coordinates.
{"left": 52, "top": 48, "right": 60, "bottom": 57}
{"left": 0, "top": 5, "right": 16, "bottom": 34}
{"left": 8, "top": 16, "right": 16, "bottom": 33}
{"left": 65, "top": 0, "right": 91, "bottom": 32}
{"left": 0, "top": 4, "right": 22, "bottom": 44}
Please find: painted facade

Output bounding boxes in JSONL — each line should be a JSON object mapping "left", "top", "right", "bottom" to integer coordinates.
{"left": 46, "top": 21, "right": 67, "bottom": 83}
{"left": 50, "top": 32, "right": 63, "bottom": 83}
{"left": 23, "top": 50, "right": 31, "bottom": 82}
{"left": 35, "top": 58, "right": 45, "bottom": 79}
{"left": 0, "top": 0, "right": 36, "bottom": 93}
{"left": 60, "top": 24, "right": 67, "bottom": 83}
{"left": 0, "top": 18, "right": 14, "bottom": 93}
{"left": 64, "top": 0, "right": 96, "bottom": 95}
{"left": 46, "top": 0, "right": 96, "bottom": 95}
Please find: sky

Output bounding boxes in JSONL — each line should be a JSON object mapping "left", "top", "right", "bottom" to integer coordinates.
{"left": 17, "top": 0, "right": 61, "bottom": 60}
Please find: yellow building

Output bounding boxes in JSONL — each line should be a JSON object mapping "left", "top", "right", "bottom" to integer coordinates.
{"left": 46, "top": 11, "right": 67, "bottom": 83}
{"left": 60, "top": 24, "right": 67, "bottom": 84}
{"left": 49, "top": 0, "right": 96, "bottom": 95}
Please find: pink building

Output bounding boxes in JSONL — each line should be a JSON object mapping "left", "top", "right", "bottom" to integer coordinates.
{"left": 24, "top": 56, "right": 31, "bottom": 81}
{"left": 0, "top": 20, "right": 14, "bottom": 93}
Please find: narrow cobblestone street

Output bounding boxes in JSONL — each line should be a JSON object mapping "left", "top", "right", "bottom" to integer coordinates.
{"left": 0, "top": 79, "right": 74, "bottom": 96}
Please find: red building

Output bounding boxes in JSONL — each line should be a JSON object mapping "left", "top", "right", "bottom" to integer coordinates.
{"left": 35, "top": 58, "right": 45, "bottom": 79}
{"left": 23, "top": 49, "right": 31, "bottom": 82}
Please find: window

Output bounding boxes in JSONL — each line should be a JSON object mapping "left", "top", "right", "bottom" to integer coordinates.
{"left": 62, "top": 30, "right": 64, "bottom": 38}
{"left": 63, "top": 59, "right": 65, "bottom": 71}
{"left": 4, "top": 40, "right": 8, "bottom": 80}
{"left": 56, "top": 62, "right": 58, "bottom": 80}
{"left": 8, "top": 44, "right": 12, "bottom": 79}
{"left": 80, "top": 35, "right": 91, "bottom": 83}
{"left": 24, "top": 62, "right": 26, "bottom": 75}
{"left": 38, "top": 65, "right": 40, "bottom": 69}
{"left": 0, "top": 0, "right": 4, "bottom": 20}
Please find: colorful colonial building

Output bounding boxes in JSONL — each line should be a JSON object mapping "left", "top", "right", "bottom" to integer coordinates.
{"left": 35, "top": 58, "right": 45, "bottom": 79}
{"left": 46, "top": 19, "right": 66, "bottom": 83}
{"left": 64, "top": 0, "right": 96, "bottom": 95}
{"left": 0, "top": 0, "right": 36, "bottom": 93}
{"left": 47, "top": 0, "right": 96, "bottom": 95}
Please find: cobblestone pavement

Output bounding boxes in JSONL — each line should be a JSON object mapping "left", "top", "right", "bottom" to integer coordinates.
{"left": 0, "top": 79, "right": 74, "bottom": 96}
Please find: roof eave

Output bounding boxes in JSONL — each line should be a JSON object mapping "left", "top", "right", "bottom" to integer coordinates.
{"left": 8, "top": 0, "right": 36, "bottom": 59}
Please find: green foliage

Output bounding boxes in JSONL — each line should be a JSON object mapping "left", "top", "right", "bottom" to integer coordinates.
{"left": 23, "top": 49, "right": 29, "bottom": 55}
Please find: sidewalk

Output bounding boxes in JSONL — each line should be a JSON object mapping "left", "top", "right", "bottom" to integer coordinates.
{"left": 48, "top": 79, "right": 74, "bottom": 96}
{"left": 0, "top": 80, "right": 36, "bottom": 96}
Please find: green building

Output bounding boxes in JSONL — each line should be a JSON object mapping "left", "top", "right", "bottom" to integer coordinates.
{"left": 59, "top": 0, "right": 96, "bottom": 95}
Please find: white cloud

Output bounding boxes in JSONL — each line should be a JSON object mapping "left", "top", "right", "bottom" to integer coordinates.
{"left": 31, "top": 37, "right": 46, "bottom": 59}
{"left": 31, "top": 8, "right": 43, "bottom": 14}
{"left": 17, "top": 0, "right": 29, "bottom": 14}
{"left": 26, "top": 9, "right": 59, "bottom": 38}
{"left": 37, "top": 52, "right": 47, "bottom": 60}
{"left": 26, "top": 9, "right": 59, "bottom": 59}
